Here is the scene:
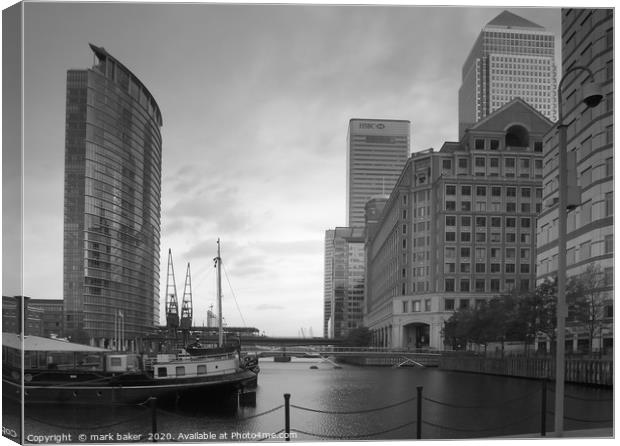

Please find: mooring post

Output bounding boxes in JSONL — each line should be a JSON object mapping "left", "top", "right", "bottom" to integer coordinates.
{"left": 540, "top": 380, "right": 547, "bottom": 437}
{"left": 284, "top": 393, "right": 291, "bottom": 441}
{"left": 149, "top": 396, "right": 158, "bottom": 442}
{"left": 416, "top": 386, "right": 423, "bottom": 439}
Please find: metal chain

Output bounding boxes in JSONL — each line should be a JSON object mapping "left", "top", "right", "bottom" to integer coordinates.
{"left": 290, "top": 394, "right": 417, "bottom": 414}
{"left": 291, "top": 419, "right": 416, "bottom": 439}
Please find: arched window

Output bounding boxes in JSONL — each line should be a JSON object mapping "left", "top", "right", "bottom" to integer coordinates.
{"left": 505, "top": 125, "right": 530, "bottom": 147}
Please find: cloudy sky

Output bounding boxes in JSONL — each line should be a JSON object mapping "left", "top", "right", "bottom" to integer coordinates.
{"left": 5, "top": 1, "right": 563, "bottom": 336}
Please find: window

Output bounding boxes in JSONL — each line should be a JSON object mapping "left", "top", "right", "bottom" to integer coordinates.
{"left": 506, "top": 233, "right": 516, "bottom": 243}
{"left": 490, "top": 279, "right": 500, "bottom": 292}
{"left": 445, "top": 262, "right": 456, "bottom": 273}
{"left": 445, "top": 247, "right": 456, "bottom": 259}
{"left": 490, "top": 158, "right": 499, "bottom": 168}
{"left": 460, "top": 263, "right": 471, "bottom": 273}
{"left": 534, "top": 141, "right": 543, "bottom": 152}
{"left": 197, "top": 365, "right": 207, "bottom": 375}
{"left": 491, "top": 217, "right": 501, "bottom": 227}
{"left": 461, "top": 247, "right": 470, "bottom": 258}
{"left": 475, "top": 139, "right": 485, "bottom": 150}
{"left": 604, "top": 268, "right": 613, "bottom": 286}
{"left": 490, "top": 232, "right": 501, "bottom": 243}
{"left": 446, "top": 216, "right": 456, "bottom": 226}
{"left": 475, "top": 232, "right": 486, "bottom": 243}
{"left": 446, "top": 185, "right": 456, "bottom": 195}
{"left": 461, "top": 216, "right": 471, "bottom": 226}
{"left": 475, "top": 263, "right": 486, "bottom": 273}
{"left": 157, "top": 367, "right": 167, "bottom": 377}
{"left": 605, "top": 235, "right": 613, "bottom": 253}
{"left": 490, "top": 139, "right": 499, "bottom": 150}
{"left": 506, "top": 248, "right": 516, "bottom": 259}
{"left": 475, "top": 157, "right": 486, "bottom": 167}
{"left": 425, "top": 299, "right": 431, "bottom": 312}
{"left": 402, "top": 301, "right": 409, "bottom": 313}
{"left": 520, "top": 264, "right": 530, "bottom": 274}
{"left": 413, "top": 300, "right": 421, "bottom": 312}
{"left": 442, "top": 159, "right": 452, "bottom": 170}
{"left": 445, "top": 231, "right": 456, "bottom": 242}
{"left": 461, "top": 201, "right": 471, "bottom": 211}
{"left": 505, "top": 158, "right": 515, "bottom": 168}
{"left": 521, "top": 188, "right": 531, "bottom": 198}
{"left": 520, "top": 159, "right": 530, "bottom": 169}
{"left": 460, "top": 280, "right": 470, "bottom": 292}
{"left": 506, "top": 187, "right": 516, "bottom": 197}
{"left": 520, "top": 218, "right": 531, "bottom": 228}
{"left": 111, "top": 357, "right": 122, "bottom": 367}
{"left": 476, "top": 217, "right": 486, "bottom": 227}
{"left": 491, "top": 263, "right": 501, "bottom": 273}
{"left": 476, "top": 186, "right": 486, "bottom": 196}
{"left": 445, "top": 298, "right": 455, "bottom": 310}
{"left": 460, "top": 232, "right": 471, "bottom": 242}
{"left": 605, "top": 192, "right": 613, "bottom": 216}
{"left": 491, "top": 187, "right": 501, "bottom": 197}
{"left": 506, "top": 217, "right": 516, "bottom": 227}
{"left": 475, "top": 279, "right": 485, "bottom": 292}
{"left": 176, "top": 366, "right": 186, "bottom": 377}
{"left": 520, "top": 279, "right": 530, "bottom": 291}
{"left": 458, "top": 158, "right": 468, "bottom": 169}
{"left": 445, "top": 279, "right": 455, "bottom": 292}
{"left": 461, "top": 185, "right": 471, "bottom": 196}
{"left": 446, "top": 201, "right": 456, "bottom": 211}
{"left": 505, "top": 264, "right": 516, "bottom": 273}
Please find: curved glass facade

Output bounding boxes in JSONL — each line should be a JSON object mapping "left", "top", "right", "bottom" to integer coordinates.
{"left": 64, "top": 44, "right": 162, "bottom": 345}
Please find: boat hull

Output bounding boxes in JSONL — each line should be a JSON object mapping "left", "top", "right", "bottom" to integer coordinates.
{"left": 3, "top": 369, "right": 257, "bottom": 405}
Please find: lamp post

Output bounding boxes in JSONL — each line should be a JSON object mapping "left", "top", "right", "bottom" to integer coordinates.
{"left": 554, "top": 66, "right": 602, "bottom": 437}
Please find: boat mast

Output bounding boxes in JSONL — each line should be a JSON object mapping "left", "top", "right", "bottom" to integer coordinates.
{"left": 180, "top": 262, "right": 193, "bottom": 345}
{"left": 215, "top": 238, "right": 224, "bottom": 347}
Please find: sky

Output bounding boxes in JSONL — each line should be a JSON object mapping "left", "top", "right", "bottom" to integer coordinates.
{"left": 3, "top": 1, "right": 564, "bottom": 337}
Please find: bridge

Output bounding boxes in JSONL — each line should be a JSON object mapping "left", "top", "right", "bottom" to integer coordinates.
{"left": 240, "top": 345, "right": 441, "bottom": 367}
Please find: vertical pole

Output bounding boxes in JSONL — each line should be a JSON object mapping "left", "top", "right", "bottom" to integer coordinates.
{"left": 555, "top": 120, "right": 568, "bottom": 437}
{"left": 150, "top": 397, "right": 157, "bottom": 442}
{"left": 217, "top": 239, "right": 223, "bottom": 348}
{"left": 416, "top": 386, "right": 423, "bottom": 439}
{"left": 284, "top": 393, "right": 291, "bottom": 441}
{"left": 541, "top": 380, "right": 547, "bottom": 437}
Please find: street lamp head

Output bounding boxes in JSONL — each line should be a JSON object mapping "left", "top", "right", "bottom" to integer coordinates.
{"left": 582, "top": 81, "right": 604, "bottom": 108}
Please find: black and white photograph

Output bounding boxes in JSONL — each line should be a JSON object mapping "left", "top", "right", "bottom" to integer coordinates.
{"left": 1, "top": 0, "right": 615, "bottom": 443}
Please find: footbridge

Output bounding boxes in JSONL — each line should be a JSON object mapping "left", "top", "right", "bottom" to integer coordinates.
{"left": 242, "top": 345, "right": 441, "bottom": 367}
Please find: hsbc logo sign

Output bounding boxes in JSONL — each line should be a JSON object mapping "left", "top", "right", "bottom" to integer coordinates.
{"left": 359, "top": 123, "right": 386, "bottom": 129}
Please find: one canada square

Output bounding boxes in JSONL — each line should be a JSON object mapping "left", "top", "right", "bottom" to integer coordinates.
{"left": 63, "top": 44, "right": 163, "bottom": 346}
{"left": 458, "top": 10, "right": 558, "bottom": 138}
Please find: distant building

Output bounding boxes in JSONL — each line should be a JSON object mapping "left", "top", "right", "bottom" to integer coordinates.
{"left": 347, "top": 119, "right": 410, "bottom": 227}
{"left": 536, "top": 8, "right": 614, "bottom": 353}
{"left": 324, "top": 227, "right": 365, "bottom": 339}
{"left": 458, "top": 10, "right": 558, "bottom": 138}
{"left": 2, "top": 296, "right": 63, "bottom": 337}
{"left": 63, "top": 44, "right": 163, "bottom": 347}
{"left": 365, "top": 99, "right": 552, "bottom": 349}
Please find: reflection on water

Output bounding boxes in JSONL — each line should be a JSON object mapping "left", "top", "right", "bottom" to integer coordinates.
{"left": 19, "top": 357, "right": 613, "bottom": 442}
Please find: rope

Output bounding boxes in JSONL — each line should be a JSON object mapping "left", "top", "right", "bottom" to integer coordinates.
{"left": 423, "top": 388, "right": 539, "bottom": 410}
{"left": 564, "top": 393, "right": 614, "bottom": 402}
{"left": 563, "top": 415, "right": 614, "bottom": 424}
{"left": 236, "top": 404, "right": 284, "bottom": 421}
{"left": 290, "top": 394, "right": 417, "bottom": 414}
{"left": 291, "top": 419, "right": 417, "bottom": 439}
{"left": 222, "top": 264, "right": 247, "bottom": 327}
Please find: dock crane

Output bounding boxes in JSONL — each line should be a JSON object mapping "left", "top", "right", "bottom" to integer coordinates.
{"left": 180, "top": 263, "right": 194, "bottom": 346}
{"left": 165, "top": 249, "right": 180, "bottom": 335}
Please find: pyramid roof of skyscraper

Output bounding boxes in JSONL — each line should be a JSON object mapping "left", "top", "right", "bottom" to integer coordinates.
{"left": 486, "top": 10, "right": 544, "bottom": 30}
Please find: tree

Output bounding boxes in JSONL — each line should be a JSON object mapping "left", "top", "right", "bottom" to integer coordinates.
{"left": 567, "top": 264, "right": 608, "bottom": 353}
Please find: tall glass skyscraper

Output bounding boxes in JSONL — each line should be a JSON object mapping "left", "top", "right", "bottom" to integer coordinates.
{"left": 347, "top": 119, "right": 410, "bottom": 227}
{"left": 458, "top": 10, "right": 558, "bottom": 138}
{"left": 63, "top": 44, "right": 163, "bottom": 346}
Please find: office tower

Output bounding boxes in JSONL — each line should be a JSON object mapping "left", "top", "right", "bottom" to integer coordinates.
{"left": 324, "top": 227, "right": 365, "bottom": 339}
{"left": 365, "top": 99, "right": 551, "bottom": 349}
{"left": 64, "top": 44, "right": 163, "bottom": 346}
{"left": 536, "top": 9, "right": 614, "bottom": 353}
{"left": 347, "top": 119, "right": 410, "bottom": 227}
{"left": 458, "top": 10, "right": 558, "bottom": 138}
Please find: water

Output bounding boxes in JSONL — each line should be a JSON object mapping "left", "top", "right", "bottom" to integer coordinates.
{"left": 13, "top": 358, "right": 613, "bottom": 442}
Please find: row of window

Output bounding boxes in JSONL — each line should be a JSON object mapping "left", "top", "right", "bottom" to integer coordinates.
{"left": 445, "top": 184, "right": 542, "bottom": 198}
{"left": 446, "top": 201, "right": 541, "bottom": 213}
{"left": 445, "top": 262, "right": 532, "bottom": 274}
{"left": 445, "top": 278, "right": 530, "bottom": 293}
{"left": 401, "top": 299, "right": 432, "bottom": 313}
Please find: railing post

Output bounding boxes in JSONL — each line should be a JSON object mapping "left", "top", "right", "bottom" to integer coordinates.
{"left": 540, "top": 380, "right": 547, "bottom": 437}
{"left": 284, "top": 393, "right": 291, "bottom": 441}
{"left": 416, "top": 386, "right": 423, "bottom": 439}
{"left": 149, "top": 396, "right": 157, "bottom": 442}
